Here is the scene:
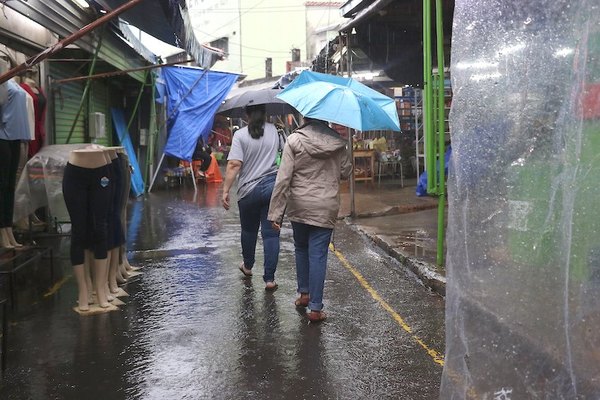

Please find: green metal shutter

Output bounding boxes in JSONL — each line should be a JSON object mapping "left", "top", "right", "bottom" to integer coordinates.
{"left": 50, "top": 65, "right": 115, "bottom": 145}
{"left": 51, "top": 64, "right": 85, "bottom": 144}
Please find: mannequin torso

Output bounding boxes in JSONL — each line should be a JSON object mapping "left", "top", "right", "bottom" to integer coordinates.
{"left": 106, "top": 149, "right": 118, "bottom": 161}
{"left": 105, "top": 146, "right": 125, "bottom": 155}
{"left": 69, "top": 149, "right": 109, "bottom": 169}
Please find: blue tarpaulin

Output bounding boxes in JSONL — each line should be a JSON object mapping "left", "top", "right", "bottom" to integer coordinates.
{"left": 160, "top": 66, "right": 238, "bottom": 161}
{"left": 111, "top": 108, "right": 145, "bottom": 197}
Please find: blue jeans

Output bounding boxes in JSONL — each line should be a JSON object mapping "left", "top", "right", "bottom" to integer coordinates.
{"left": 238, "top": 174, "right": 280, "bottom": 282}
{"left": 291, "top": 222, "right": 333, "bottom": 312}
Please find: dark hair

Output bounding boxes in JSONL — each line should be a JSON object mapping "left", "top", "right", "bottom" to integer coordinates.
{"left": 245, "top": 104, "right": 266, "bottom": 139}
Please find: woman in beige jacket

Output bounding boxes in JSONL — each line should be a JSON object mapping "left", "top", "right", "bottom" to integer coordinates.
{"left": 269, "top": 118, "right": 351, "bottom": 322}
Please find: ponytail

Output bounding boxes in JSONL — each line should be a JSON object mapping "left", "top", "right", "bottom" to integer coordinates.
{"left": 246, "top": 104, "right": 266, "bottom": 139}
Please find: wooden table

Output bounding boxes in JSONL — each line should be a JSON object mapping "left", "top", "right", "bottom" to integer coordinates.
{"left": 353, "top": 150, "right": 375, "bottom": 184}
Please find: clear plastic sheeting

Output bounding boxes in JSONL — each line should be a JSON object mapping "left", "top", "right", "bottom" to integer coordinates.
{"left": 13, "top": 144, "right": 88, "bottom": 224}
{"left": 442, "top": 1, "right": 600, "bottom": 399}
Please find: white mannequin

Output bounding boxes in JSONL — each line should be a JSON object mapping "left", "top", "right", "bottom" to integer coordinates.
{"left": 104, "top": 148, "right": 122, "bottom": 294}
{"left": 0, "top": 68, "right": 24, "bottom": 249}
{"left": 105, "top": 146, "right": 131, "bottom": 287}
{"left": 69, "top": 149, "right": 111, "bottom": 311}
{"left": 23, "top": 76, "right": 39, "bottom": 94}
{"left": 0, "top": 229, "right": 16, "bottom": 248}
{"left": 1, "top": 227, "right": 21, "bottom": 248}
{"left": 116, "top": 150, "right": 137, "bottom": 274}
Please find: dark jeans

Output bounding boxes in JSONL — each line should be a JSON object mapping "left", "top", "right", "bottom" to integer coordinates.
{"left": 237, "top": 174, "right": 280, "bottom": 282}
{"left": 291, "top": 222, "right": 333, "bottom": 311}
{"left": 0, "top": 139, "right": 20, "bottom": 228}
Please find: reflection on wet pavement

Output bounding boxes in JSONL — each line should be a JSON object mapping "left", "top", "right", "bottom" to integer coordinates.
{"left": 392, "top": 229, "right": 437, "bottom": 265}
{"left": 0, "top": 184, "right": 444, "bottom": 399}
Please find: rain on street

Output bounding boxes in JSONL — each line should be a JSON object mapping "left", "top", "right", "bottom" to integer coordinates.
{"left": 0, "top": 185, "right": 444, "bottom": 399}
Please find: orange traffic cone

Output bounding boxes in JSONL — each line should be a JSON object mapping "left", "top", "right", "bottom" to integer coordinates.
{"left": 205, "top": 154, "right": 223, "bottom": 183}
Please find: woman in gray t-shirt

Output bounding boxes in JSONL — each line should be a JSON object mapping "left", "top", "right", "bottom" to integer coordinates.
{"left": 222, "top": 104, "right": 281, "bottom": 290}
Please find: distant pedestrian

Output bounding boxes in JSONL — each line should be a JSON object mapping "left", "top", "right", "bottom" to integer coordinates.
{"left": 192, "top": 137, "right": 212, "bottom": 174}
{"left": 268, "top": 117, "right": 351, "bottom": 321}
{"left": 222, "top": 104, "right": 280, "bottom": 290}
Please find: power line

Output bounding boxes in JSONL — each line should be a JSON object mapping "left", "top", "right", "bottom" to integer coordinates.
{"left": 193, "top": 28, "right": 293, "bottom": 54}
{"left": 195, "top": 7, "right": 336, "bottom": 56}
{"left": 194, "top": 5, "right": 337, "bottom": 71}
{"left": 201, "top": 0, "right": 270, "bottom": 39}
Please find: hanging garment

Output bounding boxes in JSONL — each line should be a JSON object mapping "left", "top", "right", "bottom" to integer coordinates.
{"left": 0, "top": 80, "right": 31, "bottom": 141}
{"left": 19, "top": 82, "right": 47, "bottom": 157}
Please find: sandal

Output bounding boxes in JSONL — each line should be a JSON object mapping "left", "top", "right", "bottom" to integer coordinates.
{"left": 265, "top": 281, "right": 278, "bottom": 291}
{"left": 239, "top": 263, "right": 253, "bottom": 277}
{"left": 294, "top": 295, "right": 309, "bottom": 308}
{"left": 307, "top": 310, "right": 327, "bottom": 322}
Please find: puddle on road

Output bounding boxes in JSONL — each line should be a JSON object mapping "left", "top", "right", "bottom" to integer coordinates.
{"left": 129, "top": 246, "right": 215, "bottom": 260}
{"left": 391, "top": 229, "right": 438, "bottom": 266}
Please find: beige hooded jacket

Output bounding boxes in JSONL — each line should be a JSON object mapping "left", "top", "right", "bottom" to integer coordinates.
{"left": 268, "top": 120, "right": 352, "bottom": 229}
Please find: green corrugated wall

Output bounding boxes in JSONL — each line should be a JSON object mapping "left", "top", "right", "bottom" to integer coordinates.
{"left": 90, "top": 80, "right": 112, "bottom": 146}
{"left": 50, "top": 63, "right": 111, "bottom": 146}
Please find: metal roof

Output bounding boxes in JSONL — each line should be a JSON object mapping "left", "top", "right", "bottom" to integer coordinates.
{"left": 6, "top": 0, "right": 148, "bottom": 80}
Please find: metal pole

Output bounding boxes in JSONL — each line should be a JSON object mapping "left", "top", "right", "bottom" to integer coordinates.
{"left": 0, "top": 0, "right": 146, "bottom": 84}
{"left": 435, "top": 0, "right": 446, "bottom": 267}
{"left": 146, "top": 71, "right": 157, "bottom": 189}
{"left": 423, "top": 0, "right": 435, "bottom": 194}
{"left": 126, "top": 70, "right": 149, "bottom": 131}
{"left": 54, "top": 59, "right": 195, "bottom": 84}
{"left": 238, "top": 0, "right": 243, "bottom": 73}
{"left": 346, "top": 32, "right": 356, "bottom": 217}
{"left": 148, "top": 153, "right": 166, "bottom": 193}
{"left": 1, "top": 301, "right": 6, "bottom": 371}
{"left": 414, "top": 88, "right": 419, "bottom": 175}
{"left": 190, "top": 165, "right": 197, "bottom": 191}
{"left": 431, "top": 74, "right": 438, "bottom": 189}
{"left": 65, "top": 30, "right": 104, "bottom": 144}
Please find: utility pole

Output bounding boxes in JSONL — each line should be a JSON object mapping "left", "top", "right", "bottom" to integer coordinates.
{"left": 238, "top": 0, "right": 243, "bottom": 73}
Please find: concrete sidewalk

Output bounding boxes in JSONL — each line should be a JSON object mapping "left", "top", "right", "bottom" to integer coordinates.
{"left": 341, "top": 179, "right": 446, "bottom": 296}
{"left": 339, "top": 179, "right": 438, "bottom": 218}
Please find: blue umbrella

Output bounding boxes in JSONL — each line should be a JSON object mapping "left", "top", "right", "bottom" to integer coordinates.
{"left": 276, "top": 70, "right": 401, "bottom": 132}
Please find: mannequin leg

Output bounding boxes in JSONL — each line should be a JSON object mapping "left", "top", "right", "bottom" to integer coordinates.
{"left": 73, "top": 264, "right": 89, "bottom": 312}
{"left": 103, "top": 254, "right": 115, "bottom": 302}
{"left": 0, "top": 140, "right": 20, "bottom": 245}
{"left": 84, "top": 251, "right": 94, "bottom": 303}
{"left": 4, "top": 141, "right": 20, "bottom": 238}
{"left": 124, "top": 255, "right": 135, "bottom": 271}
{"left": 0, "top": 228, "right": 14, "bottom": 248}
{"left": 118, "top": 246, "right": 130, "bottom": 280}
{"left": 5, "top": 227, "right": 22, "bottom": 247}
{"left": 92, "top": 257, "right": 110, "bottom": 308}
{"left": 119, "top": 154, "right": 136, "bottom": 272}
{"left": 108, "top": 247, "right": 120, "bottom": 293}
{"left": 117, "top": 262, "right": 128, "bottom": 284}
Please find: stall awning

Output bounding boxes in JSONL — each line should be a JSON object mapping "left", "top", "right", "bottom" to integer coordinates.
{"left": 96, "top": 0, "right": 225, "bottom": 68}
{"left": 96, "top": 0, "right": 179, "bottom": 45}
{"left": 7, "top": 0, "right": 223, "bottom": 71}
{"left": 339, "top": 0, "right": 395, "bottom": 32}
{"left": 337, "top": 0, "right": 454, "bottom": 86}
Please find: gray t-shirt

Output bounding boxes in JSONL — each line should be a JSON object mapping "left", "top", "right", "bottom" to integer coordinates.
{"left": 228, "top": 122, "right": 280, "bottom": 200}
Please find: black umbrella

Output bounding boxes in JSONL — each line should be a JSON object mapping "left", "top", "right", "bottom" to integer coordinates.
{"left": 217, "top": 88, "right": 296, "bottom": 118}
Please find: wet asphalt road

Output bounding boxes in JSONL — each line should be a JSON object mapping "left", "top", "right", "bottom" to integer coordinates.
{"left": 0, "top": 184, "right": 445, "bottom": 400}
